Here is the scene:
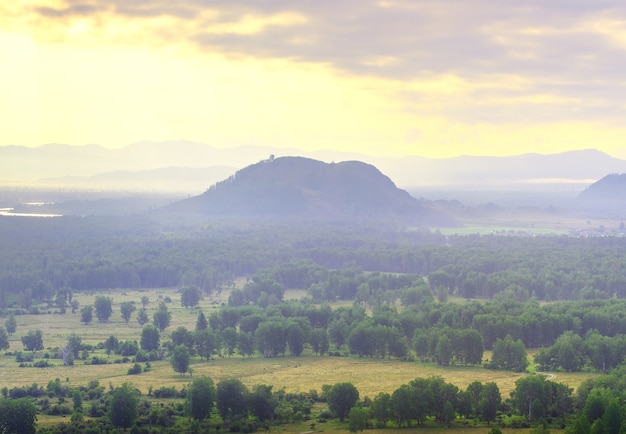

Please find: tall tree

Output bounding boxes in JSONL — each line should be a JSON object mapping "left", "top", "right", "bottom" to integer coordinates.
{"left": 136, "top": 308, "right": 149, "bottom": 326}
{"left": 0, "top": 327, "right": 9, "bottom": 351}
{"left": 94, "top": 296, "right": 113, "bottom": 323}
{"left": 104, "top": 335, "right": 119, "bottom": 356}
{"left": 480, "top": 382, "right": 501, "bottom": 424}
{"left": 327, "top": 382, "right": 359, "bottom": 422}
{"left": 80, "top": 306, "right": 93, "bottom": 325}
{"left": 140, "top": 324, "right": 160, "bottom": 351}
{"left": 196, "top": 311, "right": 208, "bottom": 331}
{"left": 153, "top": 303, "right": 171, "bottom": 332}
{"left": 217, "top": 378, "right": 249, "bottom": 421}
{"left": 21, "top": 329, "right": 43, "bottom": 352}
{"left": 0, "top": 397, "right": 37, "bottom": 434}
{"left": 195, "top": 329, "right": 220, "bottom": 360}
{"left": 371, "top": 392, "right": 391, "bottom": 426}
{"left": 348, "top": 407, "right": 368, "bottom": 433}
{"left": 5, "top": 313, "right": 16, "bottom": 336}
{"left": 120, "top": 302, "right": 136, "bottom": 324}
{"left": 171, "top": 345, "right": 191, "bottom": 376}
{"left": 186, "top": 376, "right": 216, "bottom": 421}
{"left": 109, "top": 383, "right": 138, "bottom": 430}
{"left": 181, "top": 286, "right": 203, "bottom": 308}
{"left": 249, "top": 384, "right": 278, "bottom": 422}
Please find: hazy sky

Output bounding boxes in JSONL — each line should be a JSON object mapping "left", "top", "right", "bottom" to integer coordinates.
{"left": 3, "top": 1, "right": 626, "bottom": 158}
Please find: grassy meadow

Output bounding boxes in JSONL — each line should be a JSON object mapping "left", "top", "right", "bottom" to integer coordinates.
{"left": 3, "top": 287, "right": 598, "bottom": 394}
{"left": 1, "top": 286, "right": 597, "bottom": 432}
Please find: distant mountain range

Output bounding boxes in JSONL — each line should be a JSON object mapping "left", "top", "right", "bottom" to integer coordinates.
{"left": 2, "top": 141, "right": 625, "bottom": 192}
{"left": 162, "top": 156, "right": 458, "bottom": 226}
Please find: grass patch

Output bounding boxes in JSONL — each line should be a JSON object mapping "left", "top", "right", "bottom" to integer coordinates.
{"left": 0, "top": 288, "right": 598, "bottom": 401}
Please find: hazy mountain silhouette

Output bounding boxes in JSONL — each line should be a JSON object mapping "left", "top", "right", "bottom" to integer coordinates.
{"left": 2, "top": 142, "right": 625, "bottom": 191}
{"left": 40, "top": 166, "right": 237, "bottom": 192}
{"left": 577, "top": 174, "right": 626, "bottom": 210}
{"left": 162, "top": 156, "right": 458, "bottom": 226}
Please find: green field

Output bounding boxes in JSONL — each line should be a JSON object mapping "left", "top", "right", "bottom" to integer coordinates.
{"left": 2, "top": 287, "right": 597, "bottom": 395}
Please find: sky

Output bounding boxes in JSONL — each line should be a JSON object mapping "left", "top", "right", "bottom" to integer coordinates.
{"left": 2, "top": 0, "right": 626, "bottom": 158}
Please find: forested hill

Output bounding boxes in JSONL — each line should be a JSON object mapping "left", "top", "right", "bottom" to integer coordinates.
{"left": 161, "top": 156, "right": 457, "bottom": 226}
{"left": 577, "top": 173, "right": 626, "bottom": 209}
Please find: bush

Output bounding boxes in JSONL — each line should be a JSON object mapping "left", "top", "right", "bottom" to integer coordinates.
{"left": 46, "top": 404, "right": 72, "bottom": 416}
{"left": 127, "top": 363, "right": 142, "bottom": 375}
{"left": 15, "top": 352, "right": 34, "bottom": 363}
{"left": 135, "top": 350, "right": 150, "bottom": 362}
{"left": 317, "top": 408, "right": 333, "bottom": 421}
{"left": 153, "top": 386, "right": 178, "bottom": 398}
{"left": 33, "top": 360, "right": 51, "bottom": 368}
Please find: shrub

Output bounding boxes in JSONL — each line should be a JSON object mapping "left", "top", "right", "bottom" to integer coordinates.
{"left": 153, "top": 387, "right": 178, "bottom": 398}
{"left": 127, "top": 363, "right": 142, "bottom": 375}
{"left": 33, "top": 360, "right": 51, "bottom": 368}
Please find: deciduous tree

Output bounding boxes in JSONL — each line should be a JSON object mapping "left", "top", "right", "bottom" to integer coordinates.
{"left": 94, "top": 296, "right": 113, "bottom": 323}
{"left": 109, "top": 383, "right": 138, "bottom": 429}
{"left": 186, "top": 376, "right": 216, "bottom": 421}
{"left": 120, "top": 301, "right": 136, "bottom": 324}
{"left": 21, "top": 329, "right": 43, "bottom": 352}
{"left": 327, "top": 382, "right": 359, "bottom": 422}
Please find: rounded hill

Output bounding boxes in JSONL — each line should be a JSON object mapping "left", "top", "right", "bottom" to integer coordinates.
{"left": 162, "top": 156, "right": 457, "bottom": 226}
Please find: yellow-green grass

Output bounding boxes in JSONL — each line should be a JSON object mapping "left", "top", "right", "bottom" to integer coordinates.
{"left": 1, "top": 288, "right": 598, "bottom": 399}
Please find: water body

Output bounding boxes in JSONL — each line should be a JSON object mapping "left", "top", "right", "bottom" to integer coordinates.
{"left": 0, "top": 208, "right": 62, "bottom": 218}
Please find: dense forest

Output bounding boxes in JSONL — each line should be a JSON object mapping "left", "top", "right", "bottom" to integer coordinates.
{"left": 3, "top": 214, "right": 626, "bottom": 432}
{"left": 2, "top": 215, "right": 626, "bottom": 304}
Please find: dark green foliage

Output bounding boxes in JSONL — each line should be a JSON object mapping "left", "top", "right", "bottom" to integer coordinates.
{"left": 348, "top": 406, "right": 368, "bottom": 432}
{"left": 0, "top": 397, "right": 37, "bottom": 434}
{"left": 248, "top": 384, "right": 277, "bottom": 422}
{"left": 136, "top": 307, "right": 149, "bottom": 326}
{"left": 195, "top": 311, "right": 208, "bottom": 331}
{"left": 80, "top": 305, "right": 93, "bottom": 325}
{"left": 93, "top": 296, "right": 113, "bottom": 322}
{"left": 171, "top": 326, "right": 195, "bottom": 352}
{"left": 256, "top": 320, "right": 286, "bottom": 357}
{"left": 127, "top": 363, "right": 142, "bottom": 375}
{"left": 170, "top": 345, "right": 190, "bottom": 375}
{"left": 5, "top": 314, "right": 16, "bottom": 336}
{"left": 108, "top": 383, "right": 138, "bottom": 429}
{"left": 310, "top": 328, "right": 329, "bottom": 356}
{"left": 153, "top": 303, "right": 171, "bottom": 332}
{"left": 489, "top": 334, "right": 528, "bottom": 371}
{"left": 21, "top": 329, "right": 43, "bottom": 352}
{"left": 66, "top": 333, "right": 82, "bottom": 358}
{"left": 371, "top": 392, "right": 391, "bottom": 426}
{"left": 120, "top": 301, "right": 136, "bottom": 324}
{"left": 104, "top": 335, "right": 119, "bottom": 356}
{"left": 326, "top": 382, "right": 359, "bottom": 422}
{"left": 72, "top": 389, "right": 82, "bottom": 411}
{"left": 186, "top": 376, "right": 216, "bottom": 421}
{"left": 140, "top": 324, "right": 160, "bottom": 351}
{"left": 479, "top": 382, "right": 501, "bottom": 423}
{"left": 195, "top": 328, "right": 220, "bottom": 360}
{"left": 180, "top": 286, "right": 203, "bottom": 308}
{"left": 0, "top": 327, "right": 9, "bottom": 351}
{"left": 217, "top": 378, "right": 249, "bottom": 421}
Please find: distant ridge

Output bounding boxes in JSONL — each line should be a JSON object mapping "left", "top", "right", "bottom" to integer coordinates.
{"left": 577, "top": 173, "right": 626, "bottom": 210}
{"left": 161, "top": 156, "right": 458, "bottom": 226}
{"left": 2, "top": 142, "right": 625, "bottom": 191}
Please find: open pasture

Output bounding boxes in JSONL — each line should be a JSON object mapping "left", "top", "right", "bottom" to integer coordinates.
{"left": 0, "top": 288, "right": 597, "bottom": 400}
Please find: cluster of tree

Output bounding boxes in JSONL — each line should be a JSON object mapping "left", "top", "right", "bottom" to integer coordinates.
{"left": 36, "top": 370, "right": 580, "bottom": 434}
{"left": 534, "top": 330, "right": 626, "bottom": 373}
{"left": 6, "top": 216, "right": 626, "bottom": 307}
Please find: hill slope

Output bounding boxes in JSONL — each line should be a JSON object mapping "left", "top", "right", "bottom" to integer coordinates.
{"left": 163, "top": 157, "right": 457, "bottom": 226}
{"left": 577, "top": 173, "right": 626, "bottom": 210}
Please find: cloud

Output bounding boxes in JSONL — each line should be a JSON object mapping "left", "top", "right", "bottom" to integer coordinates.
{"left": 6, "top": 0, "right": 626, "bottom": 132}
